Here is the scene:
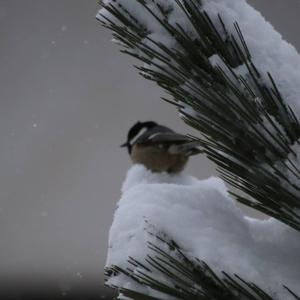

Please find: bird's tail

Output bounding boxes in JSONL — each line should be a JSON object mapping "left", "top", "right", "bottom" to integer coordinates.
{"left": 178, "top": 141, "right": 203, "bottom": 156}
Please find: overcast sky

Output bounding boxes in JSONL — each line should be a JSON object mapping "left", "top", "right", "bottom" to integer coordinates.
{"left": 1, "top": 0, "right": 300, "bottom": 295}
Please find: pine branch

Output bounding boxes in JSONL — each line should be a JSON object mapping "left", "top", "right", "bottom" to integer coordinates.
{"left": 98, "top": 0, "right": 300, "bottom": 230}
{"left": 105, "top": 233, "right": 299, "bottom": 300}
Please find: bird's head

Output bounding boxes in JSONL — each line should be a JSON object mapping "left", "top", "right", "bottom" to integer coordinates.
{"left": 121, "top": 121, "right": 157, "bottom": 154}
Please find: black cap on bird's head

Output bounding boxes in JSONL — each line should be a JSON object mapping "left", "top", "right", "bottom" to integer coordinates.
{"left": 121, "top": 121, "right": 157, "bottom": 153}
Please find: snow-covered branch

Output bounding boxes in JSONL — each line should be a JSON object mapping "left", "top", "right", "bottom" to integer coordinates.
{"left": 98, "top": 1, "right": 300, "bottom": 299}
{"left": 98, "top": 0, "right": 300, "bottom": 230}
{"left": 105, "top": 166, "right": 300, "bottom": 300}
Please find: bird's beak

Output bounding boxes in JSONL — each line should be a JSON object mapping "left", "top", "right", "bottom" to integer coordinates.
{"left": 120, "top": 142, "right": 128, "bottom": 148}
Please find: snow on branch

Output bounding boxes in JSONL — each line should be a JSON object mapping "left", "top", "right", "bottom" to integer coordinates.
{"left": 105, "top": 165, "right": 300, "bottom": 300}
{"left": 98, "top": 0, "right": 300, "bottom": 114}
{"left": 97, "top": 0, "right": 300, "bottom": 230}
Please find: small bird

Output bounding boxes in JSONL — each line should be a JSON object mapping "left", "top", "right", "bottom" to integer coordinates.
{"left": 121, "top": 121, "right": 201, "bottom": 173}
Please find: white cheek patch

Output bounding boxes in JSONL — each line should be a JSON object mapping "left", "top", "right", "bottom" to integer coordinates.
{"left": 129, "top": 127, "right": 148, "bottom": 145}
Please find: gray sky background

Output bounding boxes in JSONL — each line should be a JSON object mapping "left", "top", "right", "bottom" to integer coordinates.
{"left": 0, "top": 0, "right": 300, "bottom": 293}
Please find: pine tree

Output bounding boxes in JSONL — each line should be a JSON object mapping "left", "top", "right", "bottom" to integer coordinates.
{"left": 97, "top": 1, "right": 300, "bottom": 299}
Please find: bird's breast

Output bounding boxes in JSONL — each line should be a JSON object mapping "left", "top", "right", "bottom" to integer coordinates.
{"left": 130, "top": 144, "right": 188, "bottom": 173}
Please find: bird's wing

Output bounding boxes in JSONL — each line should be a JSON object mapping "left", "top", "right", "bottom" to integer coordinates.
{"left": 177, "top": 141, "right": 203, "bottom": 155}
{"left": 136, "top": 131, "right": 202, "bottom": 155}
{"left": 144, "top": 132, "right": 193, "bottom": 144}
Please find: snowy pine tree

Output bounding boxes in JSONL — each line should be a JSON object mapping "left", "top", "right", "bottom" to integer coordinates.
{"left": 97, "top": 1, "right": 300, "bottom": 299}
